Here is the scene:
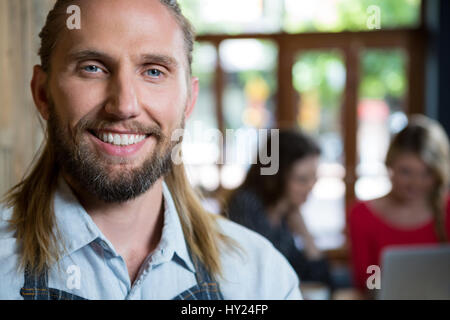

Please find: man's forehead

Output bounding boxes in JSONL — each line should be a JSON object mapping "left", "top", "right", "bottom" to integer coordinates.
{"left": 54, "top": 0, "right": 186, "bottom": 66}
{"left": 78, "top": 0, "right": 175, "bottom": 29}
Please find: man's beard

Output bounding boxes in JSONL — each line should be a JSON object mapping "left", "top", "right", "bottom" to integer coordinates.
{"left": 47, "top": 102, "right": 183, "bottom": 203}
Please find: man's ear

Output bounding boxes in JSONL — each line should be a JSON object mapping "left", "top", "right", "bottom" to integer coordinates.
{"left": 184, "top": 76, "right": 199, "bottom": 120}
{"left": 31, "top": 65, "right": 50, "bottom": 121}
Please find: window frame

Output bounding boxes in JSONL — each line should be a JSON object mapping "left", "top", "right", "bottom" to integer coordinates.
{"left": 193, "top": 2, "right": 427, "bottom": 260}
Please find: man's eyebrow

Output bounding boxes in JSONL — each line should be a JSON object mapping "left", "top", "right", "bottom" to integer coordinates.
{"left": 67, "top": 49, "right": 114, "bottom": 63}
{"left": 140, "top": 54, "right": 179, "bottom": 69}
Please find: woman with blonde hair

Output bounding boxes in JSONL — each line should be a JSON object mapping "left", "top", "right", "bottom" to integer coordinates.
{"left": 349, "top": 114, "right": 450, "bottom": 293}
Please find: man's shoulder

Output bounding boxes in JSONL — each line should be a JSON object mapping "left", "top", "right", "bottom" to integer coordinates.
{"left": 215, "top": 216, "right": 294, "bottom": 270}
{"left": 214, "top": 216, "right": 302, "bottom": 299}
{"left": 216, "top": 215, "right": 274, "bottom": 251}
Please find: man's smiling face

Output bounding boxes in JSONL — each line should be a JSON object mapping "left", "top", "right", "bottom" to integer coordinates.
{"left": 35, "top": 0, "right": 197, "bottom": 202}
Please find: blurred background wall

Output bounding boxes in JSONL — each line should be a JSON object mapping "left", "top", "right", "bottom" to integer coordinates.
{"left": 0, "top": 0, "right": 54, "bottom": 195}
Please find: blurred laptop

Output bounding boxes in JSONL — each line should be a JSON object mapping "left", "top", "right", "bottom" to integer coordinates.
{"left": 378, "top": 245, "right": 450, "bottom": 300}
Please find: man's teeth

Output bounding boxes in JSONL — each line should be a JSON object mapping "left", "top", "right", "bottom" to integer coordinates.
{"left": 99, "top": 132, "right": 146, "bottom": 146}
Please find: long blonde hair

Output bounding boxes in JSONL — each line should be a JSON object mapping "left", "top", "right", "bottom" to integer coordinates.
{"left": 386, "top": 114, "right": 450, "bottom": 242}
{"left": 3, "top": 0, "right": 237, "bottom": 278}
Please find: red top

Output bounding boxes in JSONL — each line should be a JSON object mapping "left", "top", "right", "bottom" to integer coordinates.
{"left": 348, "top": 196, "right": 450, "bottom": 290}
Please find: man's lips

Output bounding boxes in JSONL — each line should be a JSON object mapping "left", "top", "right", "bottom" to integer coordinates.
{"left": 87, "top": 130, "right": 151, "bottom": 157}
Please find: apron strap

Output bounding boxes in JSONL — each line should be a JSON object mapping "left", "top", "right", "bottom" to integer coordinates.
{"left": 173, "top": 249, "right": 224, "bottom": 300}
{"left": 23, "top": 265, "right": 48, "bottom": 289}
{"left": 20, "top": 265, "right": 87, "bottom": 300}
{"left": 20, "top": 265, "right": 52, "bottom": 300}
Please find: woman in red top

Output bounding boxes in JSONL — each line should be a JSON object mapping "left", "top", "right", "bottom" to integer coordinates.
{"left": 349, "top": 115, "right": 450, "bottom": 294}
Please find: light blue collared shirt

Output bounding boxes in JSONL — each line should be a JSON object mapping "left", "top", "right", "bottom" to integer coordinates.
{"left": 0, "top": 177, "right": 302, "bottom": 299}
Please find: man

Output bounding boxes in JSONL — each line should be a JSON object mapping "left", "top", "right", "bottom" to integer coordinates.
{"left": 0, "top": 0, "right": 301, "bottom": 299}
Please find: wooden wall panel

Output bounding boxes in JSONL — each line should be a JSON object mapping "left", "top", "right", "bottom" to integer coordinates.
{"left": 0, "top": 0, "right": 55, "bottom": 197}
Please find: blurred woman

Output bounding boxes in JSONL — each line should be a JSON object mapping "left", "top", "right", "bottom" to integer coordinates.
{"left": 224, "top": 129, "right": 332, "bottom": 288}
{"left": 349, "top": 115, "right": 450, "bottom": 293}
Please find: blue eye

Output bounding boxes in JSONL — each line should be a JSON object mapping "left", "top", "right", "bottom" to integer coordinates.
{"left": 146, "top": 69, "right": 162, "bottom": 77}
{"left": 83, "top": 65, "right": 101, "bottom": 73}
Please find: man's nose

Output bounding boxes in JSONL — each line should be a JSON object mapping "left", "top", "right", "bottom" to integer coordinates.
{"left": 104, "top": 72, "right": 140, "bottom": 119}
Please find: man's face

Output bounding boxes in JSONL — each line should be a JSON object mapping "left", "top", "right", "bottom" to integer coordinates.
{"left": 39, "top": 0, "right": 197, "bottom": 202}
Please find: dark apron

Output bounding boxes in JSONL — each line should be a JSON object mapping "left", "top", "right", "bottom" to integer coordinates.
{"left": 20, "top": 253, "right": 224, "bottom": 300}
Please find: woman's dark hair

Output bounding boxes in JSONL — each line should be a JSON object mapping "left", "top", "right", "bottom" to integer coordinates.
{"left": 240, "top": 129, "right": 321, "bottom": 207}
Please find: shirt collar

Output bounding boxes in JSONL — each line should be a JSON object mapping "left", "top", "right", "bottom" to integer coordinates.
{"left": 156, "top": 182, "right": 196, "bottom": 273}
{"left": 53, "top": 176, "right": 103, "bottom": 255}
{"left": 53, "top": 176, "right": 196, "bottom": 273}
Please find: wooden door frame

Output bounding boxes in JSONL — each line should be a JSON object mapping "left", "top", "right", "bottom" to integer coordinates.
{"left": 196, "top": 27, "right": 427, "bottom": 258}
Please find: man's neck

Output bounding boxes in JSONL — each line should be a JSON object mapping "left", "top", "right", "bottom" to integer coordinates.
{"left": 62, "top": 173, "right": 165, "bottom": 260}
